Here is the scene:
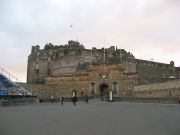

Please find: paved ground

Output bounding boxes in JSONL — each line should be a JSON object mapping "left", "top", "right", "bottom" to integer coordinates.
{"left": 0, "top": 99, "right": 180, "bottom": 135}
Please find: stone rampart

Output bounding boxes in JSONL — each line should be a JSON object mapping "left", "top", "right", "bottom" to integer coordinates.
{"left": 134, "top": 80, "right": 180, "bottom": 98}
{"left": 134, "top": 80, "right": 180, "bottom": 91}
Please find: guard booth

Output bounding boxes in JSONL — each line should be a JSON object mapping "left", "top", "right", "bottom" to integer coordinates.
{"left": 109, "top": 89, "right": 113, "bottom": 102}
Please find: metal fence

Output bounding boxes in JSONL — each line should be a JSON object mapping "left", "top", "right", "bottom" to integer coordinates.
{"left": 0, "top": 95, "right": 37, "bottom": 107}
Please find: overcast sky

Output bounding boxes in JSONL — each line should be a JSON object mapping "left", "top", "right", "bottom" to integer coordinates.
{"left": 0, "top": 0, "right": 180, "bottom": 82}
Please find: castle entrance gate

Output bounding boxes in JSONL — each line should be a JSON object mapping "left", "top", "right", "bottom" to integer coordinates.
{"left": 99, "top": 83, "right": 109, "bottom": 101}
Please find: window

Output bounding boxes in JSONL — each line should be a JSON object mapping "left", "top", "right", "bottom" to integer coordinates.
{"left": 90, "top": 82, "right": 96, "bottom": 94}
{"left": 35, "top": 64, "right": 39, "bottom": 69}
{"left": 47, "top": 69, "right": 51, "bottom": 76}
{"left": 112, "top": 81, "right": 118, "bottom": 94}
{"left": 48, "top": 57, "right": 51, "bottom": 61}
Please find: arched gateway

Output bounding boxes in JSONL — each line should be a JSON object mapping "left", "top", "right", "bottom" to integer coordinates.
{"left": 99, "top": 83, "right": 109, "bottom": 100}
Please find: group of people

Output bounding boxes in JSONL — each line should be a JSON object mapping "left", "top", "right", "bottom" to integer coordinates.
{"left": 59, "top": 95, "right": 89, "bottom": 106}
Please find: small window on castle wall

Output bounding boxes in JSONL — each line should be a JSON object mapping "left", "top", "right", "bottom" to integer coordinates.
{"left": 91, "top": 82, "right": 95, "bottom": 94}
{"left": 112, "top": 82, "right": 117, "bottom": 94}
{"left": 35, "top": 64, "right": 39, "bottom": 69}
{"left": 48, "top": 57, "right": 51, "bottom": 61}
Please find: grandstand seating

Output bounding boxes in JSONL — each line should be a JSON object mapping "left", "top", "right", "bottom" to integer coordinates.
{"left": 0, "top": 68, "right": 31, "bottom": 96}
{"left": 0, "top": 73, "right": 16, "bottom": 88}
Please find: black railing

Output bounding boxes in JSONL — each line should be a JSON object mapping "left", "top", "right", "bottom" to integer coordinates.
{"left": 0, "top": 95, "right": 37, "bottom": 107}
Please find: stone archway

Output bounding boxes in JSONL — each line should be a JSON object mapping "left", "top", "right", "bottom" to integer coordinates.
{"left": 99, "top": 83, "right": 109, "bottom": 100}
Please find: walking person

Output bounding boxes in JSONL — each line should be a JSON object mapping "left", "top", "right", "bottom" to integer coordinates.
{"left": 51, "top": 95, "right": 54, "bottom": 102}
{"left": 86, "top": 95, "right": 88, "bottom": 104}
{"left": 61, "top": 96, "right": 64, "bottom": 106}
{"left": 72, "top": 96, "right": 76, "bottom": 106}
{"left": 72, "top": 89, "right": 77, "bottom": 106}
{"left": 84, "top": 95, "right": 88, "bottom": 104}
{"left": 74, "top": 96, "right": 77, "bottom": 106}
{"left": 84, "top": 95, "right": 86, "bottom": 103}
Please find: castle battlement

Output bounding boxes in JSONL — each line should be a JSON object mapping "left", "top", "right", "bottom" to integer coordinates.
{"left": 27, "top": 41, "right": 180, "bottom": 84}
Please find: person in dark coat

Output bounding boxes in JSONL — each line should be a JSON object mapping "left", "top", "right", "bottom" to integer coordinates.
{"left": 61, "top": 97, "right": 64, "bottom": 106}
{"left": 84, "top": 95, "right": 88, "bottom": 104}
{"left": 74, "top": 96, "right": 77, "bottom": 106}
{"left": 72, "top": 96, "right": 77, "bottom": 106}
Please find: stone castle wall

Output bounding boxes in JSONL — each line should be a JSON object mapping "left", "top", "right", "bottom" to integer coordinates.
{"left": 21, "top": 79, "right": 180, "bottom": 99}
{"left": 136, "top": 59, "right": 179, "bottom": 84}
{"left": 134, "top": 80, "right": 180, "bottom": 97}
{"left": 24, "top": 64, "right": 139, "bottom": 99}
{"left": 27, "top": 41, "right": 136, "bottom": 83}
{"left": 20, "top": 82, "right": 89, "bottom": 99}
{"left": 26, "top": 41, "right": 180, "bottom": 99}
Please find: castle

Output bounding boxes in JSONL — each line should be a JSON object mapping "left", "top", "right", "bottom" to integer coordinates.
{"left": 27, "top": 41, "right": 180, "bottom": 99}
